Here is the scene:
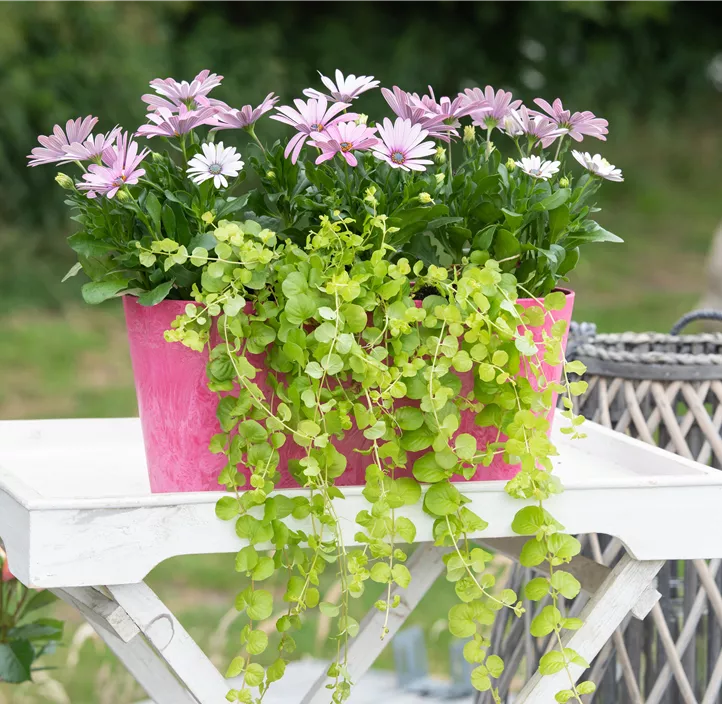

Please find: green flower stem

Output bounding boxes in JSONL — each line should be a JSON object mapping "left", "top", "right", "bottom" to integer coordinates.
{"left": 547, "top": 554, "right": 584, "bottom": 704}
{"left": 447, "top": 133, "right": 453, "bottom": 179}
{"left": 179, "top": 134, "right": 189, "bottom": 165}
{"left": 246, "top": 125, "right": 267, "bottom": 156}
{"left": 312, "top": 293, "right": 342, "bottom": 426}
{"left": 443, "top": 515, "right": 513, "bottom": 612}
{"left": 427, "top": 320, "right": 447, "bottom": 432}
{"left": 138, "top": 178, "right": 166, "bottom": 195}
{"left": 125, "top": 190, "right": 159, "bottom": 241}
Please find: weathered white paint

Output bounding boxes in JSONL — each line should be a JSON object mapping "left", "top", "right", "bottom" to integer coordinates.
{"left": 1, "top": 418, "right": 721, "bottom": 588}
{"left": 54, "top": 587, "right": 200, "bottom": 704}
{"left": 53, "top": 586, "right": 140, "bottom": 643}
{"left": 107, "top": 582, "right": 230, "bottom": 703}
{"left": 0, "top": 416, "right": 719, "bottom": 703}
{"left": 515, "top": 555, "right": 664, "bottom": 703}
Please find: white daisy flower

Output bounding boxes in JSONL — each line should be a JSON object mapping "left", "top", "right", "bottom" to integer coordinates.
{"left": 187, "top": 142, "right": 244, "bottom": 189}
{"left": 571, "top": 150, "right": 623, "bottom": 182}
{"left": 303, "top": 69, "right": 380, "bottom": 102}
{"left": 515, "top": 155, "right": 560, "bottom": 180}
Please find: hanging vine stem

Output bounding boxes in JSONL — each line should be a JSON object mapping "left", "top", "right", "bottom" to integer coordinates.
{"left": 163, "top": 215, "right": 592, "bottom": 704}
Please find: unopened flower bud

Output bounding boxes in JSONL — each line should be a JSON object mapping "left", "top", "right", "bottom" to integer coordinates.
{"left": 151, "top": 151, "right": 165, "bottom": 164}
{"left": 559, "top": 176, "right": 570, "bottom": 188}
{"left": 505, "top": 158, "right": 516, "bottom": 171}
{"left": 418, "top": 192, "right": 433, "bottom": 204}
{"left": 265, "top": 171, "right": 275, "bottom": 180}
{"left": 364, "top": 185, "right": 378, "bottom": 205}
{"left": 356, "top": 114, "right": 368, "bottom": 126}
{"left": 435, "top": 173, "right": 445, "bottom": 186}
{"left": 434, "top": 146, "right": 446, "bottom": 165}
{"left": 115, "top": 189, "right": 131, "bottom": 202}
{"left": 463, "top": 125, "right": 476, "bottom": 145}
{"left": 55, "top": 172, "right": 75, "bottom": 190}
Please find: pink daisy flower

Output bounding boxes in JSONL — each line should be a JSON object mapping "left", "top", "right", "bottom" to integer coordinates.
{"left": 303, "top": 70, "right": 380, "bottom": 102}
{"left": 136, "top": 106, "right": 219, "bottom": 139}
{"left": 371, "top": 117, "right": 436, "bottom": 172}
{"left": 27, "top": 116, "right": 98, "bottom": 167}
{"left": 212, "top": 93, "right": 279, "bottom": 131}
{"left": 151, "top": 69, "right": 222, "bottom": 100}
{"left": 77, "top": 132, "right": 149, "bottom": 199}
{"left": 271, "top": 97, "right": 356, "bottom": 164}
{"left": 533, "top": 98, "right": 608, "bottom": 142}
{"left": 62, "top": 126, "right": 122, "bottom": 162}
{"left": 465, "top": 86, "right": 522, "bottom": 130}
{"left": 142, "top": 70, "right": 230, "bottom": 114}
{"left": 411, "top": 86, "right": 481, "bottom": 125}
{"left": 381, "top": 86, "right": 456, "bottom": 142}
{"left": 309, "top": 121, "right": 379, "bottom": 167}
{"left": 507, "top": 106, "right": 563, "bottom": 148}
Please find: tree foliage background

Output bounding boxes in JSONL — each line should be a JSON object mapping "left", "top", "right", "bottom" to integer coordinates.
{"left": 1, "top": 0, "right": 721, "bottom": 307}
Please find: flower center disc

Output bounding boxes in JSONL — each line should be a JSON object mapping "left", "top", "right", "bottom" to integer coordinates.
{"left": 340, "top": 141, "right": 353, "bottom": 153}
{"left": 310, "top": 123, "right": 324, "bottom": 132}
{"left": 209, "top": 163, "right": 223, "bottom": 174}
{"left": 391, "top": 150, "right": 405, "bottom": 164}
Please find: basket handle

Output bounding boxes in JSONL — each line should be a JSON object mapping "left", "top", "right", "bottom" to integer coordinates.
{"left": 670, "top": 309, "right": 722, "bottom": 335}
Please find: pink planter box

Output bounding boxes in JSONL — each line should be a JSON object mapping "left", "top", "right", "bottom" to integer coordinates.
{"left": 124, "top": 292, "right": 574, "bottom": 494}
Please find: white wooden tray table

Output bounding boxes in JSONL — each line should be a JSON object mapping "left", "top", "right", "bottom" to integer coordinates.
{"left": 1, "top": 417, "right": 721, "bottom": 704}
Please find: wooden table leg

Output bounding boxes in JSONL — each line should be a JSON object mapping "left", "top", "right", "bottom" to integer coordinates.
{"left": 515, "top": 554, "right": 664, "bottom": 703}
{"left": 106, "top": 582, "right": 230, "bottom": 704}
{"left": 300, "top": 543, "right": 450, "bottom": 704}
{"left": 54, "top": 587, "right": 200, "bottom": 704}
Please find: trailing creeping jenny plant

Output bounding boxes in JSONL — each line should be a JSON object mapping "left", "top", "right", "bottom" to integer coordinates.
{"left": 30, "top": 68, "right": 624, "bottom": 702}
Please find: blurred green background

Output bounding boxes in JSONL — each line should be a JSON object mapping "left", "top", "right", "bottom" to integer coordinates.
{"left": 1, "top": 1, "right": 721, "bottom": 701}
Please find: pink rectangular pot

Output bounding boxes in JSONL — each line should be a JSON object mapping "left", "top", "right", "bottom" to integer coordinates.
{"left": 124, "top": 291, "right": 574, "bottom": 493}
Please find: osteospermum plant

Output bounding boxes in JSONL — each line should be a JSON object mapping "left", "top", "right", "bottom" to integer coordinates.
{"left": 28, "top": 68, "right": 624, "bottom": 702}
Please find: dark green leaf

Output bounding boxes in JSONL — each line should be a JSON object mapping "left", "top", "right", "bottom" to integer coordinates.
{"left": 137, "top": 280, "right": 174, "bottom": 306}
{"left": 22, "top": 591, "right": 58, "bottom": 615}
{"left": 67, "top": 232, "right": 115, "bottom": 257}
{"left": 493, "top": 229, "right": 520, "bottom": 261}
{"left": 81, "top": 278, "right": 128, "bottom": 304}
{"left": 145, "top": 193, "right": 162, "bottom": 233}
{"left": 161, "top": 203, "right": 176, "bottom": 238}
{"left": 532, "top": 188, "right": 570, "bottom": 212}
{"left": 0, "top": 641, "right": 34, "bottom": 683}
{"left": 8, "top": 619, "right": 63, "bottom": 642}
{"left": 215, "top": 193, "right": 250, "bottom": 219}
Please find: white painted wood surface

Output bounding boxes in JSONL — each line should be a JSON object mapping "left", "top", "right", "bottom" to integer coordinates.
{"left": 1, "top": 417, "right": 721, "bottom": 587}
{"left": 54, "top": 587, "right": 200, "bottom": 704}
{"left": 1, "top": 416, "right": 718, "bottom": 704}
{"left": 107, "top": 582, "right": 230, "bottom": 704}
{"left": 515, "top": 555, "right": 664, "bottom": 703}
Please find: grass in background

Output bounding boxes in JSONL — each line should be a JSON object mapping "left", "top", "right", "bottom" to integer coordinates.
{"left": 1, "top": 123, "right": 721, "bottom": 702}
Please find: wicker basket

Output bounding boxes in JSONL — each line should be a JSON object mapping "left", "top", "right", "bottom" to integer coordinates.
{"left": 571, "top": 317, "right": 722, "bottom": 468}
{"left": 476, "top": 312, "right": 722, "bottom": 704}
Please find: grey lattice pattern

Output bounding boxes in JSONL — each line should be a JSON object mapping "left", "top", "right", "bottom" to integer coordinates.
{"left": 476, "top": 327, "right": 722, "bottom": 704}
